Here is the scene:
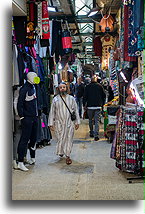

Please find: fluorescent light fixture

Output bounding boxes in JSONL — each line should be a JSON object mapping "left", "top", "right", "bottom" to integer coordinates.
{"left": 88, "top": 10, "right": 99, "bottom": 17}
{"left": 87, "top": 5, "right": 101, "bottom": 17}
{"left": 48, "top": 6, "right": 57, "bottom": 12}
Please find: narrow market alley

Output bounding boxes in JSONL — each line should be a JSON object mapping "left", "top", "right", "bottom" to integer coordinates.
{"left": 12, "top": 0, "right": 144, "bottom": 203}
{"left": 12, "top": 120, "right": 143, "bottom": 200}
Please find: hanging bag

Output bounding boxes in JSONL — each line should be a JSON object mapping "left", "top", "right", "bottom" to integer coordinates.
{"left": 61, "top": 20, "right": 72, "bottom": 54}
{"left": 60, "top": 95, "right": 76, "bottom": 121}
{"left": 99, "top": 8, "right": 114, "bottom": 33}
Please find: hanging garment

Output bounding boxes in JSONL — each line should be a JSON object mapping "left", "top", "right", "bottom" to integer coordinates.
{"left": 124, "top": 4, "right": 137, "bottom": 61}
{"left": 17, "top": 47, "right": 25, "bottom": 86}
{"left": 12, "top": 44, "right": 20, "bottom": 86}
{"left": 22, "top": 51, "right": 35, "bottom": 73}
{"left": 36, "top": 55, "right": 45, "bottom": 82}
{"left": 99, "top": 15, "right": 114, "bottom": 33}
{"left": 42, "top": 1, "right": 50, "bottom": 40}
{"left": 51, "top": 20, "right": 63, "bottom": 62}
{"left": 128, "top": 0, "right": 144, "bottom": 56}
{"left": 34, "top": 36, "right": 47, "bottom": 58}
{"left": 13, "top": 16, "right": 27, "bottom": 45}
{"left": 37, "top": 113, "right": 52, "bottom": 143}
{"left": 101, "top": 34, "right": 115, "bottom": 69}
{"left": 93, "top": 36, "right": 102, "bottom": 57}
{"left": 26, "top": 1, "right": 37, "bottom": 46}
{"left": 62, "top": 30, "right": 72, "bottom": 54}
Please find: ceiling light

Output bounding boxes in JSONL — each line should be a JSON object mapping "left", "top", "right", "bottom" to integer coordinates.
{"left": 88, "top": 10, "right": 99, "bottom": 17}
{"left": 87, "top": 5, "right": 102, "bottom": 17}
{"left": 48, "top": 6, "right": 57, "bottom": 12}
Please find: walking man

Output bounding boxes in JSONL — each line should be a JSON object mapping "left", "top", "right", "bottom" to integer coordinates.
{"left": 83, "top": 75, "right": 106, "bottom": 141}
{"left": 74, "top": 77, "right": 85, "bottom": 118}
{"left": 48, "top": 82, "right": 80, "bottom": 164}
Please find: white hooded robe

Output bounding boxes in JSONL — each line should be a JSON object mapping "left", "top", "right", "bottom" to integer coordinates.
{"left": 48, "top": 94, "right": 80, "bottom": 157}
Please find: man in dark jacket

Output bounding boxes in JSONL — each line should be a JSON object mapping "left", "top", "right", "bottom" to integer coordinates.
{"left": 83, "top": 75, "right": 106, "bottom": 141}
{"left": 74, "top": 77, "right": 85, "bottom": 118}
{"left": 17, "top": 72, "right": 39, "bottom": 171}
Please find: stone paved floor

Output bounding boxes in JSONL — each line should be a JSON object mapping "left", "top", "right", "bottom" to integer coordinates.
{"left": 12, "top": 120, "right": 144, "bottom": 200}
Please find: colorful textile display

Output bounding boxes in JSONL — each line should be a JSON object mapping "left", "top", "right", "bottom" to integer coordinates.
{"left": 126, "top": 0, "right": 144, "bottom": 56}
{"left": 111, "top": 106, "right": 144, "bottom": 174}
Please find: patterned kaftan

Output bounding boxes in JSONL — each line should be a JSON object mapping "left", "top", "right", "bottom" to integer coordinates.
{"left": 48, "top": 94, "right": 80, "bottom": 157}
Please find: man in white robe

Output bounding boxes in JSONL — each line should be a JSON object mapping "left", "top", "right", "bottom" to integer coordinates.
{"left": 48, "top": 82, "right": 80, "bottom": 165}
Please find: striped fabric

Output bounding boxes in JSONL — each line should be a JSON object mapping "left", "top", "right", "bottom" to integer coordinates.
{"left": 48, "top": 94, "right": 80, "bottom": 157}
{"left": 111, "top": 106, "right": 144, "bottom": 174}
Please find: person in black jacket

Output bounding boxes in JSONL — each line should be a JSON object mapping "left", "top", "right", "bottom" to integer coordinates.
{"left": 74, "top": 77, "right": 85, "bottom": 118}
{"left": 17, "top": 72, "right": 39, "bottom": 171}
{"left": 83, "top": 75, "right": 106, "bottom": 141}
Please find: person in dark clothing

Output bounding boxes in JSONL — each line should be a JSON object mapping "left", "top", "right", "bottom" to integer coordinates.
{"left": 108, "top": 86, "right": 114, "bottom": 102}
{"left": 83, "top": 75, "right": 106, "bottom": 141}
{"left": 17, "top": 72, "right": 39, "bottom": 171}
{"left": 74, "top": 77, "right": 85, "bottom": 118}
{"left": 69, "top": 82, "right": 75, "bottom": 96}
{"left": 102, "top": 80, "right": 114, "bottom": 102}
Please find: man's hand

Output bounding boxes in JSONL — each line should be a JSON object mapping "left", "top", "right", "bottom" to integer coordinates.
{"left": 75, "top": 124, "right": 79, "bottom": 130}
{"left": 49, "top": 125, "right": 55, "bottom": 131}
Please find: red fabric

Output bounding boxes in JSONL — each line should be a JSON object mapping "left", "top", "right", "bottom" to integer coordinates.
{"left": 124, "top": 5, "right": 136, "bottom": 62}
{"left": 125, "top": 121, "right": 136, "bottom": 126}
{"left": 93, "top": 36, "right": 102, "bottom": 56}
{"left": 29, "top": 2, "right": 35, "bottom": 22}
{"left": 62, "top": 37, "right": 72, "bottom": 49}
{"left": 42, "top": 1, "right": 50, "bottom": 39}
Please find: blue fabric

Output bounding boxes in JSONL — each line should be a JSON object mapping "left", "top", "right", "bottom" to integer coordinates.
{"left": 36, "top": 55, "right": 45, "bottom": 82}
{"left": 128, "top": 0, "right": 144, "bottom": 56}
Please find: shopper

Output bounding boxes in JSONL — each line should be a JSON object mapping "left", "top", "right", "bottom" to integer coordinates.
{"left": 69, "top": 82, "right": 75, "bottom": 96}
{"left": 17, "top": 72, "right": 39, "bottom": 171}
{"left": 83, "top": 75, "right": 106, "bottom": 141}
{"left": 74, "top": 77, "right": 85, "bottom": 118}
{"left": 48, "top": 82, "right": 80, "bottom": 165}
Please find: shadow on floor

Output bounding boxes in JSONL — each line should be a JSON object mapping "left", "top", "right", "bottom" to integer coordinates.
{"left": 48, "top": 158, "right": 94, "bottom": 174}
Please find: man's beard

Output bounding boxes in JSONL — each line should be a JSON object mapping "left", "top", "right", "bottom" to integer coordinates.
{"left": 60, "top": 91, "right": 67, "bottom": 95}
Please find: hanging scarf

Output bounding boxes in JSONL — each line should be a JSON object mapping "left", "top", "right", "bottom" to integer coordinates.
{"left": 26, "top": 1, "right": 35, "bottom": 46}
{"left": 42, "top": 1, "right": 50, "bottom": 39}
{"left": 37, "top": 2, "right": 42, "bottom": 37}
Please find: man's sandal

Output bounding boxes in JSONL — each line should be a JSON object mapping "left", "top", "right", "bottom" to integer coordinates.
{"left": 66, "top": 157, "right": 72, "bottom": 165}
